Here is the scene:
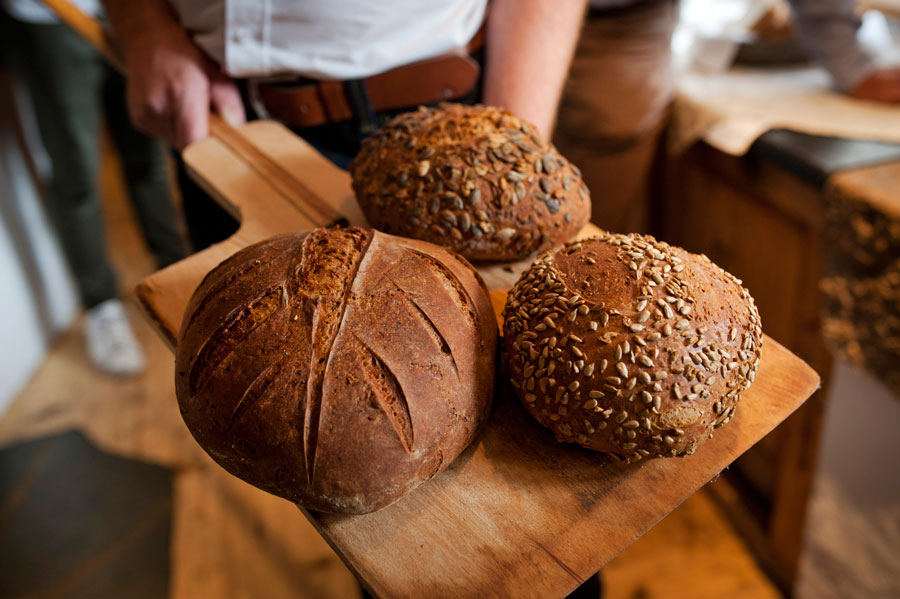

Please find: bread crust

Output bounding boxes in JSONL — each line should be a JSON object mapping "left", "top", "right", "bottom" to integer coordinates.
{"left": 175, "top": 227, "right": 497, "bottom": 513}
{"left": 350, "top": 103, "right": 590, "bottom": 261}
{"left": 502, "top": 232, "right": 763, "bottom": 462}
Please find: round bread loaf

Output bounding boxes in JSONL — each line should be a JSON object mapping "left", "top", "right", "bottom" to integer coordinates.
{"left": 349, "top": 103, "right": 591, "bottom": 261}
{"left": 502, "top": 232, "right": 763, "bottom": 462}
{"left": 175, "top": 227, "right": 497, "bottom": 513}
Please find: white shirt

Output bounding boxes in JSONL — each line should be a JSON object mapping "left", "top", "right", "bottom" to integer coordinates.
{"left": 167, "top": 0, "right": 487, "bottom": 80}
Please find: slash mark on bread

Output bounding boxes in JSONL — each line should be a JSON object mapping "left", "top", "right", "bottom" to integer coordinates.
{"left": 189, "top": 285, "right": 283, "bottom": 396}
{"left": 403, "top": 247, "right": 478, "bottom": 326}
{"left": 184, "top": 255, "right": 269, "bottom": 335}
{"left": 393, "top": 282, "right": 460, "bottom": 382}
{"left": 228, "top": 363, "right": 282, "bottom": 431}
{"left": 356, "top": 335, "right": 415, "bottom": 453}
{"left": 290, "top": 228, "right": 375, "bottom": 485}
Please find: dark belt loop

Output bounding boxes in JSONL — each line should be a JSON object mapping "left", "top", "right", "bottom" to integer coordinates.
{"left": 345, "top": 79, "right": 378, "bottom": 136}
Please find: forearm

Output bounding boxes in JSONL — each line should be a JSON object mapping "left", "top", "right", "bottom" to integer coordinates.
{"left": 787, "top": 0, "right": 875, "bottom": 91}
{"left": 483, "top": 0, "right": 587, "bottom": 138}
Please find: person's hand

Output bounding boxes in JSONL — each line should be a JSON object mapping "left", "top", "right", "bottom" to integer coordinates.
{"left": 121, "top": 19, "right": 246, "bottom": 149}
{"left": 849, "top": 67, "right": 900, "bottom": 103}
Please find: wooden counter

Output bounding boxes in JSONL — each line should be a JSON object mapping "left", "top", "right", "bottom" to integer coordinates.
{"left": 659, "top": 133, "right": 900, "bottom": 592}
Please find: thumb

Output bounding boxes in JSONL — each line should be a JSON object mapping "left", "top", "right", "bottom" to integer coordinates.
{"left": 210, "top": 74, "right": 246, "bottom": 128}
{"left": 173, "top": 77, "right": 211, "bottom": 150}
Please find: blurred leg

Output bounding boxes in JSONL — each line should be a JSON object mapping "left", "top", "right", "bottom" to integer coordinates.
{"left": 9, "top": 21, "right": 116, "bottom": 308}
{"left": 554, "top": 0, "right": 677, "bottom": 234}
{"left": 8, "top": 21, "right": 147, "bottom": 375}
{"left": 103, "top": 66, "right": 187, "bottom": 268}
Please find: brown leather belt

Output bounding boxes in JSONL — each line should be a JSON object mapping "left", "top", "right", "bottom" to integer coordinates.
{"left": 251, "top": 30, "right": 484, "bottom": 129}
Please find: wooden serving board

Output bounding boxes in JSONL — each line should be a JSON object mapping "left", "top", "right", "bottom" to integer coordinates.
{"left": 136, "top": 120, "right": 819, "bottom": 599}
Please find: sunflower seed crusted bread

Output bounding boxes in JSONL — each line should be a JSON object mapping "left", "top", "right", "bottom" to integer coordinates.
{"left": 349, "top": 103, "right": 591, "bottom": 261}
{"left": 502, "top": 232, "right": 763, "bottom": 462}
{"left": 175, "top": 227, "right": 497, "bottom": 514}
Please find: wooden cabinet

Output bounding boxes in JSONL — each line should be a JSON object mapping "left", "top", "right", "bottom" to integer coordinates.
{"left": 659, "top": 142, "right": 833, "bottom": 593}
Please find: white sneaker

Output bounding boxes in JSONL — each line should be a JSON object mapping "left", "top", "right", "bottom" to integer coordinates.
{"left": 84, "top": 299, "right": 146, "bottom": 377}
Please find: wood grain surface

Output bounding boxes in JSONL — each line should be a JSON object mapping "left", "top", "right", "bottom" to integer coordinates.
{"left": 135, "top": 120, "right": 819, "bottom": 599}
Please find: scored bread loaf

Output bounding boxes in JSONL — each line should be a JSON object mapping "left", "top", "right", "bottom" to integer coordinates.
{"left": 502, "top": 232, "right": 763, "bottom": 462}
{"left": 175, "top": 227, "right": 497, "bottom": 513}
{"left": 350, "top": 103, "right": 591, "bottom": 261}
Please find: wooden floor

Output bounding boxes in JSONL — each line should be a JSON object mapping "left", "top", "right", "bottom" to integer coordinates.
{"left": 0, "top": 136, "right": 781, "bottom": 599}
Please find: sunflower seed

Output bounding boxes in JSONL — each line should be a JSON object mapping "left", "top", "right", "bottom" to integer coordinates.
{"left": 515, "top": 182, "right": 526, "bottom": 201}
{"left": 458, "top": 212, "right": 472, "bottom": 232}
{"left": 540, "top": 178, "right": 553, "bottom": 193}
{"left": 496, "top": 227, "right": 516, "bottom": 241}
{"left": 542, "top": 154, "right": 558, "bottom": 172}
{"left": 438, "top": 210, "right": 457, "bottom": 227}
{"left": 540, "top": 197, "right": 561, "bottom": 214}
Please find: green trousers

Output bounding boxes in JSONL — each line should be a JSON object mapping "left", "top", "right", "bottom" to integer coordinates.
{"left": 3, "top": 19, "right": 186, "bottom": 308}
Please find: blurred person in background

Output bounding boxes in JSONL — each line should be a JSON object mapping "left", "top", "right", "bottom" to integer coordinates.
{"left": 1, "top": 0, "right": 187, "bottom": 376}
{"left": 99, "top": 0, "right": 589, "bottom": 250}
{"left": 554, "top": 0, "right": 900, "bottom": 234}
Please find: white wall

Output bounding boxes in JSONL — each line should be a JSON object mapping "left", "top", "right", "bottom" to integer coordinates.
{"left": 0, "top": 71, "right": 78, "bottom": 412}
{"left": 797, "top": 361, "right": 900, "bottom": 597}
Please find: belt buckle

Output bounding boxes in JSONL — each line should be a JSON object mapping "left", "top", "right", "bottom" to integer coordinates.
{"left": 246, "top": 75, "right": 304, "bottom": 120}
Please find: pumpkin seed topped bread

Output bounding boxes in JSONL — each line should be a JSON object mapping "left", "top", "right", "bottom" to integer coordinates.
{"left": 349, "top": 103, "right": 591, "bottom": 261}
{"left": 502, "top": 231, "right": 763, "bottom": 463}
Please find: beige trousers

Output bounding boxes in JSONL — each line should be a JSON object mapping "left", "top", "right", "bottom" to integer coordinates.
{"left": 554, "top": 0, "right": 678, "bottom": 234}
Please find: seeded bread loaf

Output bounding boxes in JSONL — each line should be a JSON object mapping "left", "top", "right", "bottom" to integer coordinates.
{"left": 175, "top": 227, "right": 497, "bottom": 514}
{"left": 502, "top": 232, "right": 763, "bottom": 462}
{"left": 349, "top": 103, "right": 591, "bottom": 261}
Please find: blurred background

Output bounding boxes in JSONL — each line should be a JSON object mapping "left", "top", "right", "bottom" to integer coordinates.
{"left": 1, "top": 0, "right": 898, "bottom": 597}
